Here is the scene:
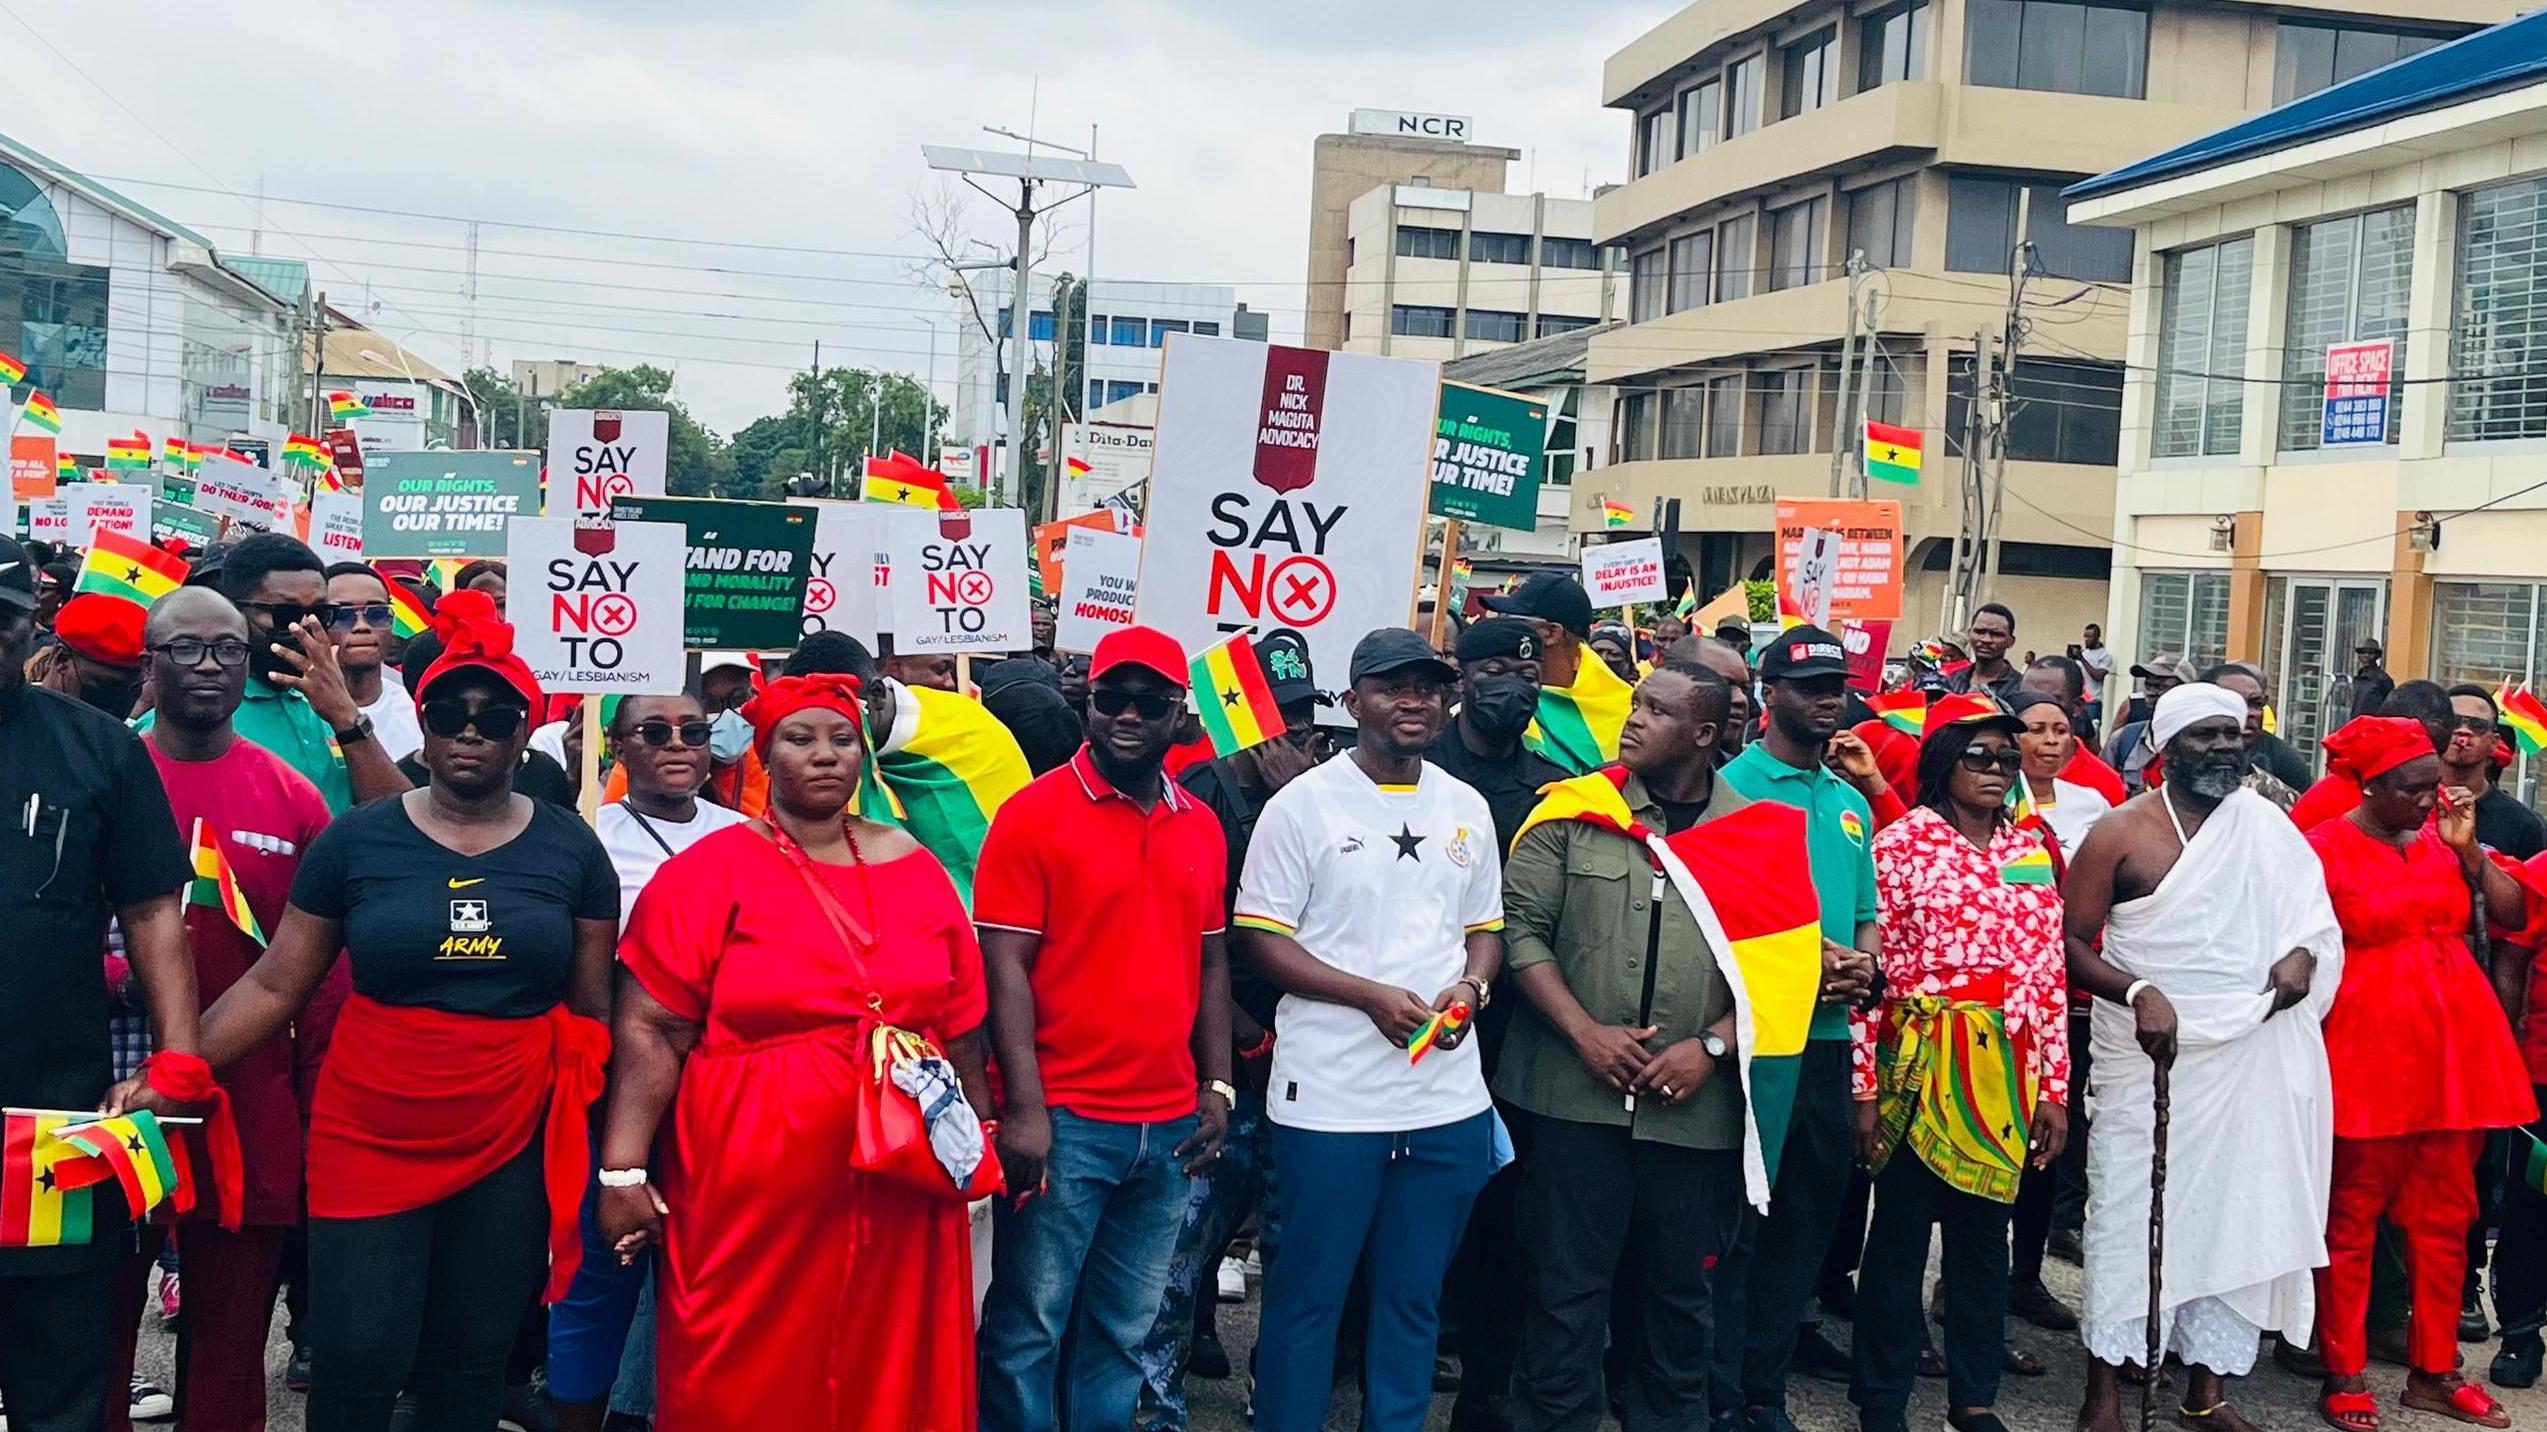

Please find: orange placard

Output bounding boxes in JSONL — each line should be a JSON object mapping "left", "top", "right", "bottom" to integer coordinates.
{"left": 1774, "top": 498, "right": 1903, "bottom": 623}
{"left": 1033, "top": 510, "right": 1141, "bottom": 597}
{"left": 10, "top": 435, "right": 57, "bottom": 501}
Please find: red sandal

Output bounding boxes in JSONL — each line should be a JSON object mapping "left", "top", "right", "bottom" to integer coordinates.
{"left": 2318, "top": 1388, "right": 2379, "bottom": 1432}
{"left": 2402, "top": 1376, "right": 2511, "bottom": 1429}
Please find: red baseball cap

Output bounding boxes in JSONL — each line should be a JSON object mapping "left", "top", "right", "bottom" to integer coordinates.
{"left": 1089, "top": 625, "right": 1189, "bottom": 688}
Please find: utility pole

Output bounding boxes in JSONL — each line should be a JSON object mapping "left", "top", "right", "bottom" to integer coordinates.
{"left": 309, "top": 293, "right": 330, "bottom": 438}
{"left": 1845, "top": 298, "right": 1882, "bottom": 502}
{"left": 1827, "top": 250, "right": 1868, "bottom": 497}
{"left": 1006, "top": 188, "right": 1036, "bottom": 508}
{"left": 811, "top": 339, "right": 826, "bottom": 497}
{"left": 1047, "top": 273, "right": 1075, "bottom": 524}
{"left": 1946, "top": 326, "right": 1991, "bottom": 636}
{"left": 1979, "top": 238, "right": 2036, "bottom": 606}
{"left": 461, "top": 222, "right": 481, "bottom": 372}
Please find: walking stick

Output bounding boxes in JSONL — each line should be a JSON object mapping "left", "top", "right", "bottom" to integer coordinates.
{"left": 2142, "top": 1060, "right": 2172, "bottom": 1432}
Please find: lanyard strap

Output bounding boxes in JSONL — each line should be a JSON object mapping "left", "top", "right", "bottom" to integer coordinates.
{"left": 617, "top": 801, "right": 679, "bottom": 860}
{"left": 762, "top": 821, "right": 887, "bottom": 1014}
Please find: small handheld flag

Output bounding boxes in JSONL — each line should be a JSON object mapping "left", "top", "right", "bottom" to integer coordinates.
{"left": 1864, "top": 690, "right": 1925, "bottom": 736}
{"left": 1408, "top": 1002, "right": 1472, "bottom": 1064}
{"left": 0, "top": 1110, "right": 101, "bottom": 1248}
{"left": 1864, "top": 419, "right": 1923, "bottom": 486}
{"left": 1601, "top": 500, "right": 1636, "bottom": 530}
{"left": 0, "top": 351, "right": 24, "bottom": 387}
{"left": 1998, "top": 843, "right": 2056, "bottom": 886}
{"left": 2497, "top": 685, "right": 2547, "bottom": 756}
{"left": 54, "top": 452, "right": 76, "bottom": 482}
{"left": 75, "top": 529, "right": 190, "bottom": 607}
{"left": 386, "top": 580, "right": 432, "bottom": 640}
{"left": 105, "top": 437, "right": 151, "bottom": 472}
{"left": 54, "top": 1112, "right": 177, "bottom": 1220}
{"left": 1064, "top": 455, "right": 1092, "bottom": 478}
{"left": 1189, "top": 632, "right": 1286, "bottom": 756}
{"left": 19, "top": 391, "right": 62, "bottom": 435}
{"left": 860, "top": 452, "right": 961, "bottom": 511}
{"left": 188, "top": 817, "right": 267, "bottom": 945}
{"left": 2520, "top": 1128, "right": 2547, "bottom": 1197}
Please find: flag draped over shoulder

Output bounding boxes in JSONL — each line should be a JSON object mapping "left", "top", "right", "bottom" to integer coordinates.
{"left": 1513, "top": 769, "right": 1824, "bottom": 1210}
{"left": 1526, "top": 651, "right": 1637, "bottom": 776}
{"left": 852, "top": 682, "right": 1031, "bottom": 908}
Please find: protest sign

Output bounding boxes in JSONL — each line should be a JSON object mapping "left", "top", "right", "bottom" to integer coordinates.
{"left": 192, "top": 454, "right": 283, "bottom": 529}
{"left": 27, "top": 496, "right": 69, "bottom": 544}
{"left": 1053, "top": 526, "right": 1144, "bottom": 654}
{"left": 1034, "top": 508, "right": 1139, "bottom": 596}
{"left": 1136, "top": 336, "right": 1436, "bottom": 709}
{"left": 11, "top": 435, "right": 55, "bottom": 501}
{"left": 1428, "top": 382, "right": 1545, "bottom": 530}
{"left": 1581, "top": 536, "right": 1668, "bottom": 609}
{"left": 611, "top": 495, "right": 814, "bottom": 650}
{"left": 791, "top": 498, "right": 884, "bottom": 645}
{"left": 362, "top": 451, "right": 542, "bottom": 558}
{"left": 63, "top": 483, "right": 150, "bottom": 545}
{"left": 309, "top": 490, "right": 365, "bottom": 562}
{"left": 1774, "top": 498, "right": 1902, "bottom": 622}
{"left": 1841, "top": 618, "right": 1894, "bottom": 693}
{"left": 161, "top": 474, "right": 196, "bottom": 509}
{"left": 1058, "top": 422, "right": 1154, "bottom": 517}
{"left": 152, "top": 503, "right": 221, "bottom": 552}
{"left": 1788, "top": 526, "right": 1839, "bottom": 628}
{"left": 888, "top": 507, "right": 1032, "bottom": 654}
{"left": 547, "top": 409, "right": 670, "bottom": 523}
{"left": 506, "top": 517, "right": 688, "bottom": 693}
{"left": 321, "top": 430, "right": 365, "bottom": 487}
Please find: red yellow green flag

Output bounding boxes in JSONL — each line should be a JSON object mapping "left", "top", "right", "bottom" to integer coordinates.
{"left": 0, "top": 351, "right": 25, "bottom": 386}
{"left": 1601, "top": 500, "right": 1636, "bottom": 529}
{"left": 850, "top": 682, "right": 1032, "bottom": 908}
{"left": 1864, "top": 690, "right": 1926, "bottom": 736}
{"left": 2498, "top": 685, "right": 2547, "bottom": 756}
{"left": 1190, "top": 632, "right": 1285, "bottom": 756}
{"left": 860, "top": 452, "right": 960, "bottom": 511}
{"left": 1865, "top": 419, "right": 1923, "bottom": 485}
{"left": 105, "top": 437, "right": 151, "bottom": 471}
{"left": 327, "top": 392, "right": 372, "bottom": 422}
{"left": 189, "top": 817, "right": 267, "bottom": 944}
{"left": 386, "top": 580, "right": 432, "bottom": 640}
{"left": 56, "top": 1112, "right": 177, "bottom": 1220}
{"left": 0, "top": 1111, "right": 101, "bottom": 1248}
{"left": 1524, "top": 647, "right": 1636, "bottom": 775}
{"left": 76, "top": 528, "right": 190, "bottom": 606}
{"left": 19, "top": 391, "right": 62, "bottom": 435}
{"left": 55, "top": 452, "right": 76, "bottom": 482}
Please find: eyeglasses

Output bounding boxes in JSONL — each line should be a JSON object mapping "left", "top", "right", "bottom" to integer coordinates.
{"left": 242, "top": 601, "right": 341, "bottom": 632}
{"left": 1089, "top": 688, "right": 1181, "bottom": 721}
{"left": 149, "top": 637, "right": 251, "bottom": 669}
{"left": 1956, "top": 746, "right": 2022, "bottom": 775}
{"left": 628, "top": 718, "right": 713, "bottom": 748}
{"left": 420, "top": 698, "right": 528, "bottom": 741}
{"left": 2452, "top": 714, "right": 2498, "bottom": 735}
{"left": 326, "top": 602, "right": 394, "bottom": 631}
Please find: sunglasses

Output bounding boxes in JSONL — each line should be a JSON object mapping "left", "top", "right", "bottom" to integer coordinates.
{"left": 243, "top": 601, "right": 341, "bottom": 631}
{"left": 2452, "top": 714, "right": 2497, "bottom": 734}
{"left": 1090, "top": 689, "right": 1181, "bottom": 721}
{"left": 326, "top": 602, "right": 394, "bottom": 631}
{"left": 1956, "top": 745, "right": 2022, "bottom": 775}
{"left": 420, "top": 698, "right": 529, "bottom": 741}
{"left": 628, "top": 718, "right": 713, "bottom": 748}
{"left": 149, "top": 637, "right": 251, "bottom": 669}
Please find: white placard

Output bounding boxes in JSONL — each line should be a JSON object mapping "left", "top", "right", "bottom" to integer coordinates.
{"left": 1059, "top": 422, "right": 1155, "bottom": 518}
{"left": 1053, "top": 526, "right": 1144, "bottom": 655}
{"left": 1580, "top": 536, "right": 1668, "bottom": 609}
{"left": 887, "top": 507, "right": 1032, "bottom": 654}
{"left": 505, "top": 517, "right": 688, "bottom": 694}
{"left": 192, "top": 454, "right": 283, "bottom": 528}
{"left": 546, "top": 409, "right": 671, "bottom": 522}
{"left": 64, "top": 483, "right": 151, "bottom": 545}
{"left": 1134, "top": 336, "right": 1437, "bottom": 711}
{"left": 1788, "top": 525, "right": 1839, "bottom": 629}
{"left": 27, "top": 496, "right": 70, "bottom": 543}
{"left": 309, "top": 490, "right": 365, "bottom": 561}
{"left": 791, "top": 498, "right": 882, "bottom": 646}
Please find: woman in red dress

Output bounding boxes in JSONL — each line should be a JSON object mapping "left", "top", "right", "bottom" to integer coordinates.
{"left": 598, "top": 674, "right": 994, "bottom": 1432}
{"left": 2307, "top": 716, "right": 2538, "bottom": 1431}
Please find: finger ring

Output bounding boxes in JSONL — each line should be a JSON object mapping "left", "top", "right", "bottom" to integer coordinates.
{"left": 1660, "top": 1084, "right": 1676, "bottom": 1097}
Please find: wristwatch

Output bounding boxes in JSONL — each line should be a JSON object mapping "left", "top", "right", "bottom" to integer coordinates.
{"left": 1699, "top": 1031, "right": 1731, "bottom": 1061}
{"left": 1203, "top": 1079, "right": 1238, "bottom": 1107}
{"left": 1458, "top": 975, "right": 1492, "bottom": 1009}
{"left": 335, "top": 714, "right": 375, "bottom": 747}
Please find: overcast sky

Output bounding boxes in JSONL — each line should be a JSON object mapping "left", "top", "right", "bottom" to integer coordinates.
{"left": 4, "top": 0, "right": 1650, "bottom": 433}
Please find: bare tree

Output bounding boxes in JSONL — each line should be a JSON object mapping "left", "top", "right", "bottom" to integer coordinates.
{"left": 902, "top": 179, "right": 1078, "bottom": 348}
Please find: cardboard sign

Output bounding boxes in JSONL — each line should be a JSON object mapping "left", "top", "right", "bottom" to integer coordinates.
{"left": 1057, "top": 422, "right": 1154, "bottom": 518}
{"left": 889, "top": 507, "right": 1032, "bottom": 654}
{"left": 321, "top": 430, "right": 365, "bottom": 487}
{"left": 309, "top": 490, "right": 365, "bottom": 561}
{"left": 610, "top": 494, "right": 815, "bottom": 651}
{"left": 1581, "top": 536, "right": 1668, "bottom": 608}
{"left": 152, "top": 503, "right": 222, "bottom": 552}
{"left": 547, "top": 409, "right": 670, "bottom": 522}
{"left": 362, "top": 450, "right": 543, "bottom": 558}
{"left": 506, "top": 517, "right": 688, "bottom": 693}
{"left": 2323, "top": 339, "right": 2392, "bottom": 447}
{"left": 1136, "top": 335, "right": 1437, "bottom": 709}
{"left": 1428, "top": 381, "right": 1546, "bottom": 531}
{"left": 791, "top": 498, "right": 884, "bottom": 646}
{"left": 26, "top": 496, "right": 69, "bottom": 544}
{"left": 1788, "top": 526, "right": 1840, "bottom": 629}
{"left": 1841, "top": 618, "right": 1893, "bottom": 694}
{"left": 1773, "top": 499, "right": 1902, "bottom": 622}
{"left": 63, "top": 483, "right": 151, "bottom": 545}
{"left": 11, "top": 435, "right": 56, "bottom": 501}
{"left": 191, "top": 454, "right": 283, "bottom": 529}
{"left": 1053, "top": 526, "right": 1144, "bottom": 655}
{"left": 1034, "top": 508, "right": 1140, "bottom": 597}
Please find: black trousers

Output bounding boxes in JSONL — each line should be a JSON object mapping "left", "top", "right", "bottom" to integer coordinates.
{"left": 1852, "top": 1154, "right": 2013, "bottom": 1416}
{"left": 2009, "top": 1159, "right": 2058, "bottom": 1287}
{"left": 1512, "top": 1117, "right": 1741, "bottom": 1432}
{"left": 0, "top": 1263, "right": 113, "bottom": 1432}
{"left": 306, "top": 1135, "right": 547, "bottom": 1432}
{"left": 2493, "top": 1086, "right": 2547, "bottom": 1341}
{"left": 1709, "top": 1039, "right": 1856, "bottom": 1414}
{"left": 1448, "top": 1099, "right": 1531, "bottom": 1420}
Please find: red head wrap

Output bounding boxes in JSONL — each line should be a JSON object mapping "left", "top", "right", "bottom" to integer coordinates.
{"left": 413, "top": 588, "right": 543, "bottom": 714}
{"left": 2323, "top": 714, "right": 2436, "bottom": 786}
{"left": 53, "top": 594, "right": 145, "bottom": 666}
{"left": 742, "top": 673, "right": 865, "bottom": 754}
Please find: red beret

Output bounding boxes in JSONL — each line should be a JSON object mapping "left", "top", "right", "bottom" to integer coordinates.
{"left": 742, "top": 674, "right": 864, "bottom": 755}
{"left": 2324, "top": 715, "right": 2435, "bottom": 785}
{"left": 414, "top": 588, "right": 542, "bottom": 713}
{"left": 53, "top": 594, "right": 145, "bottom": 666}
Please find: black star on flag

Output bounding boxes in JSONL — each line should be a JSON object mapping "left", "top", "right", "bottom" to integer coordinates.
{"left": 122, "top": 563, "right": 143, "bottom": 582}
{"left": 1221, "top": 687, "right": 1242, "bottom": 708}
{"left": 36, "top": 1167, "right": 55, "bottom": 1192}
{"left": 1390, "top": 824, "right": 1425, "bottom": 861}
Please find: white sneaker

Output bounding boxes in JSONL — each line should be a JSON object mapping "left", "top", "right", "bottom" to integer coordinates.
{"left": 1244, "top": 1247, "right": 1263, "bottom": 1276}
{"left": 130, "top": 1374, "right": 175, "bottom": 1421}
{"left": 1216, "top": 1255, "right": 1248, "bottom": 1303}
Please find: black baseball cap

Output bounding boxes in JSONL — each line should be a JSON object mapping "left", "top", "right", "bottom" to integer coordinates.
{"left": 1758, "top": 624, "right": 1851, "bottom": 681}
{"left": 1457, "top": 616, "right": 1541, "bottom": 665}
{"left": 1256, "top": 629, "right": 1331, "bottom": 706}
{"left": 1349, "top": 627, "right": 1456, "bottom": 685}
{"left": 0, "top": 537, "right": 36, "bottom": 612}
{"left": 1482, "top": 571, "right": 1594, "bottom": 637}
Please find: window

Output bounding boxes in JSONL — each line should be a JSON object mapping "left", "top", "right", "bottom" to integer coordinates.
{"left": 1638, "top": 107, "right": 1676, "bottom": 176}
{"left": 1770, "top": 198, "right": 1827, "bottom": 291}
{"left": 1668, "top": 231, "right": 1714, "bottom": 312}
{"left": 1755, "top": 368, "right": 1815, "bottom": 454}
{"left": 1965, "top": 0, "right": 2148, "bottom": 99}
{"left": 1661, "top": 386, "right": 1708, "bottom": 458}
{"left": 994, "top": 373, "right": 1008, "bottom": 405}
{"left": 1537, "top": 313, "right": 1599, "bottom": 338}
{"left": 1715, "top": 215, "right": 1757, "bottom": 301}
{"left": 1781, "top": 30, "right": 1838, "bottom": 118}
{"left": 1945, "top": 176, "right": 2132, "bottom": 279}
{"left": 1391, "top": 304, "right": 1455, "bottom": 339}
{"left": 1631, "top": 248, "right": 1669, "bottom": 323}
{"left": 1845, "top": 178, "right": 1917, "bottom": 270}
{"left": 2137, "top": 572, "right": 2234, "bottom": 669}
{"left": 2452, "top": 177, "right": 2547, "bottom": 442}
{"left": 1106, "top": 379, "right": 1145, "bottom": 405}
{"left": 1861, "top": 3, "right": 1932, "bottom": 89}
{"left": 2279, "top": 205, "right": 2413, "bottom": 451}
{"left": 1619, "top": 392, "right": 1657, "bottom": 461}
{"left": 1546, "top": 386, "right": 1581, "bottom": 484}
{"left": 2154, "top": 237, "right": 2252, "bottom": 458}
{"left": 1542, "top": 237, "right": 1600, "bottom": 271}
{"left": 1862, "top": 342, "right": 1916, "bottom": 426}
{"left": 1946, "top": 355, "right": 2123, "bottom": 464}
{"left": 1679, "top": 79, "right": 1723, "bottom": 158}
{"left": 1726, "top": 55, "right": 1765, "bottom": 139}
{"left": 995, "top": 308, "right": 1055, "bottom": 341}
{"left": 1396, "top": 225, "right": 1459, "bottom": 260}
{"left": 1470, "top": 231, "right": 1532, "bottom": 266}
{"left": 2274, "top": 22, "right": 2447, "bottom": 104}
{"left": 1109, "top": 316, "right": 1145, "bottom": 346}
{"left": 1087, "top": 314, "right": 1109, "bottom": 346}
{"left": 1149, "top": 319, "right": 1188, "bottom": 347}
{"left": 2, "top": 261, "right": 110, "bottom": 413}
{"left": 1465, "top": 309, "right": 1527, "bottom": 343}
{"left": 1089, "top": 379, "right": 1107, "bottom": 409}
{"left": 1193, "top": 320, "right": 1220, "bottom": 337}
{"left": 1707, "top": 374, "right": 1745, "bottom": 455}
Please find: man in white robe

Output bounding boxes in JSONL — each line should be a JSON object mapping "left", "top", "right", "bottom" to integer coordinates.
{"left": 2058, "top": 683, "right": 2345, "bottom": 1432}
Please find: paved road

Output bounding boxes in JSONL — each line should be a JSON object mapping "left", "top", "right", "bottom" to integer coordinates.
{"left": 131, "top": 1254, "right": 2547, "bottom": 1431}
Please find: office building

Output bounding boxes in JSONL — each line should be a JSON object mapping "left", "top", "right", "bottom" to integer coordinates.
{"left": 1339, "top": 185, "right": 1623, "bottom": 360}
{"left": 946, "top": 272, "right": 1239, "bottom": 451}
{"left": 1305, "top": 113, "right": 1523, "bottom": 351}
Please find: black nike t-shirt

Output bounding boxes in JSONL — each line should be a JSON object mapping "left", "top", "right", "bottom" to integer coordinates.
{"left": 290, "top": 796, "right": 617, "bottom": 1018}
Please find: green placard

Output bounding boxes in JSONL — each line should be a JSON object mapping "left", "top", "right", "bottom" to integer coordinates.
{"left": 161, "top": 475, "right": 197, "bottom": 508}
{"left": 1428, "top": 381, "right": 1548, "bottom": 531}
{"left": 152, "top": 504, "right": 222, "bottom": 550}
{"left": 611, "top": 494, "right": 816, "bottom": 651}
{"left": 361, "top": 450, "right": 544, "bottom": 558}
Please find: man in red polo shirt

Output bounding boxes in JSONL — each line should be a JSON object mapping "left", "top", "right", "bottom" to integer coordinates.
{"left": 974, "top": 624, "right": 1235, "bottom": 1432}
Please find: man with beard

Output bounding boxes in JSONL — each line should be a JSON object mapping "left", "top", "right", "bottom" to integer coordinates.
{"left": 1947, "top": 604, "right": 2024, "bottom": 706}
{"left": 2061, "top": 684, "right": 2345, "bottom": 1432}
{"left": 2198, "top": 665, "right": 2302, "bottom": 812}
{"left": 1668, "top": 635, "right": 1756, "bottom": 760}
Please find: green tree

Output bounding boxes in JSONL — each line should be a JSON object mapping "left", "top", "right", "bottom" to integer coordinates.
{"left": 779, "top": 367, "right": 947, "bottom": 497}
{"left": 553, "top": 366, "right": 736, "bottom": 498}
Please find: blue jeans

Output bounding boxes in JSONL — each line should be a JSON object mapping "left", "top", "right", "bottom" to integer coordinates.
{"left": 1135, "top": 1089, "right": 1275, "bottom": 1429}
{"left": 978, "top": 1107, "right": 1199, "bottom": 1432}
{"left": 1255, "top": 1112, "right": 1498, "bottom": 1432}
{"left": 546, "top": 1164, "right": 654, "bottom": 1405}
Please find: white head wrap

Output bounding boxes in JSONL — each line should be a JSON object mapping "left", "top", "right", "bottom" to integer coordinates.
{"left": 2149, "top": 681, "right": 2246, "bottom": 750}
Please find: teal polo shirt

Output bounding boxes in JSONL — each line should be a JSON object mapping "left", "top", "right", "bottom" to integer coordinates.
{"left": 138, "top": 677, "right": 353, "bottom": 814}
{"left": 1719, "top": 742, "right": 1878, "bottom": 1040}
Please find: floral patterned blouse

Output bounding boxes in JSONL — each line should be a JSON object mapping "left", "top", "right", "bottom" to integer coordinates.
{"left": 1854, "top": 805, "right": 2071, "bottom": 1106}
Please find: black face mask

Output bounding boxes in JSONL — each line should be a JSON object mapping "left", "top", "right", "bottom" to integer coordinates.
{"left": 248, "top": 620, "right": 300, "bottom": 686}
{"left": 1464, "top": 675, "right": 1539, "bottom": 742}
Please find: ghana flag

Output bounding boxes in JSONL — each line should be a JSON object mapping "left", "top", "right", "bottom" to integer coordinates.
{"left": 19, "top": 390, "right": 61, "bottom": 435}
{"left": 1190, "top": 632, "right": 1284, "bottom": 756}
{"left": 2521, "top": 1128, "right": 2547, "bottom": 1197}
{"left": 2499, "top": 684, "right": 2547, "bottom": 756}
{"left": 1514, "top": 770, "right": 1822, "bottom": 1210}
{"left": 327, "top": 391, "right": 372, "bottom": 422}
{"left": 1864, "top": 689, "right": 1925, "bottom": 736}
{"left": 189, "top": 817, "right": 267, "bottom": 944}
{"left": 0, "top": 350, "right": 23, "bottom": 386}
{"left": 1525, "top": 647, "right": 1637, "bottom": 775}
{"left": 76, "top": 528, "right": 189, "bottom": 606}
{"left": 0, "top": 1110, "right": 102, "bottom": 1248}
{"left": 387, "top": 579, "right": 432, "bottom": 640}
{"left": 55, "top": 452, "right": 76, "bottom": 482}
{"left": 852, "top": 681, "right": 1031, "bottom": 908}
{"left": 56, "top": 1112, "right": 177, "bottom": 1219}
{"left": 1864, "top": 419, "right": 1923, "bottom": 485}
{"left": 105, "top": 436, "right": 151, "bottom": 472}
